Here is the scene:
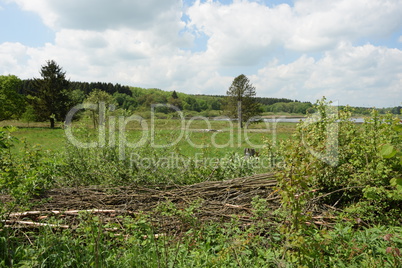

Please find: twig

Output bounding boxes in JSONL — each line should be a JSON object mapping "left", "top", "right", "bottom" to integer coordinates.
{"left": 224, "top": 204, "right": 250, "bottom": 211}
{"left": 3, "top": 220, "right": 69, "bottom": 229}
{"left": 9, "top": 209, "right": 136, "bottom": 218}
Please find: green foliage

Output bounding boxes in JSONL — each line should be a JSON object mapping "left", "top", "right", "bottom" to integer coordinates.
{"left": 280, "top": 224, "right": 402, "bottom": 267}
{"left": 224, "top": 74, "right": 261, "bottom": 128}
{"left": 0, "top": 126, "right": 18, "bottom": 149}
{"left": 272, "top": 97, "right": 402, "bottom": 225}
{"left": 380, "top": 122, "right": 402, "bottom": 165}
{"left": 0, "top": 127, "right": 58, "bottom": 205}
{"left": 183, "top": 96, "right": 200, "bottom": 112}
{"left": 264, "top": 101, "right": 313, "bottom": 114}
{"left": 20, "top": 104, "right": 37, "bottom": 126}
{"left": 113, "top": 91, "right": 138, "bottom": 111}
{"left": 168, "top": 94, "right": 183, "bottom": 110}
{"left": 29, "top": 60, "right": 70, "bottom": 128}
{"left": 16, "top": 75, "right": 402, "bottom": 120}
{"left": 83, "top": 89, "right": 116, "bottom": 128}
{"left": 60, "top": 132, "right": 261, "bottom": 187}
{"left": 171, "top": 90, "right": 179, "bottom": 99}
{"left": 2, "top": 95, "right": 402, "bottom": 266}
{"left": 2, "top": 208, "right": 402, "bottom": 267}
{"left": 0, "top": 75, "right": 25, "bottom": 121}
{"left": 68, "top": 88, "right": 86, "bottom": 106}
{"left": 353, "top": 105, "right": 402, "bottom": 115}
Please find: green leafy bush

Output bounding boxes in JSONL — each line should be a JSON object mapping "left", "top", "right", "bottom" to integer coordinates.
{"left": 60, "top": 126, "right": 261, "bottom": 186}
{"left": 0, "top": 127, "right": 58, "bottom": 205}
{"left": 271, "top": 98, "right": 402, "bottom": 224}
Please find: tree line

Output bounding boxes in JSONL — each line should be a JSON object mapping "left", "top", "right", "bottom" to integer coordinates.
{"left": 19, "top": 80, "right": 132, "bottom": 97}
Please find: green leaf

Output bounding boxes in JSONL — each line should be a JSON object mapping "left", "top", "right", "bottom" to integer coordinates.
{"left": 0, "top": 140, "right": 6, "bottom": 148}
{"left": 390, "top": 178, "right": 402, "bottom": 187}
{"left": 380, "top": 144, "right": 397, "bottom": 158}
{"left": 390, "top": 178, "right": 402, "bottom": 193}
{"left": 394, "top": 124, "right": 402, "bottom": 132}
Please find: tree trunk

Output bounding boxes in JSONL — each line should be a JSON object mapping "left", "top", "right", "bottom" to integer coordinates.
{"left": 50, "top": 117, "right": 55, "bottom": 128}
{"left": 237, "top": 101, "right": 243, "bottom": 128}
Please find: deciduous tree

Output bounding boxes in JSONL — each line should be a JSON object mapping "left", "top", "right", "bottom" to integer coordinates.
{"left": 0, "top": 75, "right": 25, "bottom": 121}
{"left": 84, "top": 89, "right": 115, "bottom": 128}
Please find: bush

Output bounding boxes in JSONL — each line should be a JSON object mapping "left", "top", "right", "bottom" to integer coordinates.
{"left": 270, "top": 98, "right": 402, "bottom": 224}
{"left": 60, "top": 130, "right": 261, "bottom": 187}
{"left": 0, "top": 127, "right": 59, "bottom": 205}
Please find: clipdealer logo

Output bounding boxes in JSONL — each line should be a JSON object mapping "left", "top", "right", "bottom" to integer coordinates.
{"left": 64, "top": 102, "right": 272, "bottom": 161}
{"left": 64, "top": 101, "right": 339, "bottom": 166}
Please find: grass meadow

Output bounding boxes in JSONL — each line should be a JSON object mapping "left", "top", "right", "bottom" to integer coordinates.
{"left": 4, "top": 119, "right": 296, "bottom": 158}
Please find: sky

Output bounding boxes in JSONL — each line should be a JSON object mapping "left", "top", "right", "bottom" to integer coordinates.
{"left": 0, "top": 0, "right": 401, "bottom": 108}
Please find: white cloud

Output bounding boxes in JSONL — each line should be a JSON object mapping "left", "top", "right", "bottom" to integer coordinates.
{"left": 187, "top": 0, "right": 402, "bottom": 59}
{"left": 187, "top": 1, "right": 292, "bottom": 66}
{"left": 1, "top": 0, "right": 402, "bottom": 107}
{"left": 3, "top": 0, "right": 194, "bottom": 82}
{"left": 252, "top": 43, "right": 402, "bottom": 107}
{"left": 0, "top": 42, "right": 32, "bottom": 76}
{"left": 11, "top": 0, "right": 183, "bottom": 31}
{"left": 288, "top": 0, "right": 402, "bottom": 51}
{"left": 10, "top": 0, "right": 192, "bottom": 54}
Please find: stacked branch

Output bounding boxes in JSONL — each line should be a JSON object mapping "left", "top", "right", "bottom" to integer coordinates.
{"left": 2, "top": 173, "right": 280, "bottom": 233}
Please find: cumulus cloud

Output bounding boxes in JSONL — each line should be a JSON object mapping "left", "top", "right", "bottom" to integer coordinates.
{"left": 288, "top": 0, "right": 402, "bottom": 51}
{"left": 3, "top": 0, "right": 194, "bottom": 81}
{"left": 1, "top": 0, "right": 402, "bottom": 107}
{"left": 10, "top": 0, "right": 192, "bottom": 53}
{"left": 252, "top": 43, "right": 402, "bottom": 107}
{"left": 187, "top": 1, "right": 292, "bottom": 66}
{"left": 0, "top": 42, "right": 29, "bottom": 74}
{"left": 187, "top": 0, "right": 402, "bottom": 64}
{"left": 12, "top": 0, "right": 183, "bottom": 31}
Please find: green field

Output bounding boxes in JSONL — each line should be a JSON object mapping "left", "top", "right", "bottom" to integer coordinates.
{"left": 6, "top": 119, "right": 296, "bottom": 158}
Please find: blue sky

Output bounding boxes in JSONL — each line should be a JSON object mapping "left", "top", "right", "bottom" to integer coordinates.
{"left": 0, "top": 0, "right": 402, "bottom": 107}
{"left": 0, "top": 1, "right": 53, "bottom": 46}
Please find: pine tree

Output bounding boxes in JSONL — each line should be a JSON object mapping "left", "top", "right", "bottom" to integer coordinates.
{"left": 225, "top": 74, "right": 260, "bottom": 128}
{"left": 30, "top": 60, "right": 70, "bottom": 128}
{"left": 171, "top": 90, "right": 179, "bottom": 99}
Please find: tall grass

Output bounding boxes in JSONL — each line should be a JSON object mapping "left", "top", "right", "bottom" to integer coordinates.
{"left": 1, "top": 206, "right": 402, "bottom": 267}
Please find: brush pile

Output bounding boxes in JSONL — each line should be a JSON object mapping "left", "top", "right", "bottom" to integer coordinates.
{"left": 2, "top": 173, "right": 281, "bottom": 233}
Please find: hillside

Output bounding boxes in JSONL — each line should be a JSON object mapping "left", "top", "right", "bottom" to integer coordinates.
{"left": 15, "top": 79, "right": 402, "bottom": 117}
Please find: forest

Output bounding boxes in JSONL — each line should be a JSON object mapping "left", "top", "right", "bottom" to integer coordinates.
{"left": 2, "top": 72, "right": 400, "bottom": 124}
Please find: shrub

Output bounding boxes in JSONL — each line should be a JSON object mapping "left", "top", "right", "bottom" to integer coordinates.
{"left": 60, "top": 132, "right": 261, "bottom": 187}
{"left": 0, "top": 127, "right": 59, "bottom": 205}
{"left": 271, "top": 98, "right": 402, "bottom": 224}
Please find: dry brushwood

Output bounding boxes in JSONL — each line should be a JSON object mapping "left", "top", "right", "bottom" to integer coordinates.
{"left": 26, "top": 172, "right": 279, "bottom": 212}
{"left": 1, "top": 173, "right": 280, "bottom": 233}
{"left": 1, "top": 172, "right": 348, "bottom": 235}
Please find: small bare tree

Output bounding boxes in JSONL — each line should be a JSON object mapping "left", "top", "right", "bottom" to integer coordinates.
{"left": 84, "top": 89, "right": 115, "bottom": 129}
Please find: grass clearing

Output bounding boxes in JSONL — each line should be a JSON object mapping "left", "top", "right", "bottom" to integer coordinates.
{"left": 7, "top": 119, "right": 296, "bottom": 158}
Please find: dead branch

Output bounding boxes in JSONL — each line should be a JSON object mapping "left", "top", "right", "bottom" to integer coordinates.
{"left": 3, "top": 220, "right": 69, "bottom": 229}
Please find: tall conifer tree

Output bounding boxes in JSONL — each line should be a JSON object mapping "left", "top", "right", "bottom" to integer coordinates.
{"left": 225, "top": 74, "right": 260, "bottom": 128}
{"left": 31, "top": 60, "right": 70, "bottom": 128}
